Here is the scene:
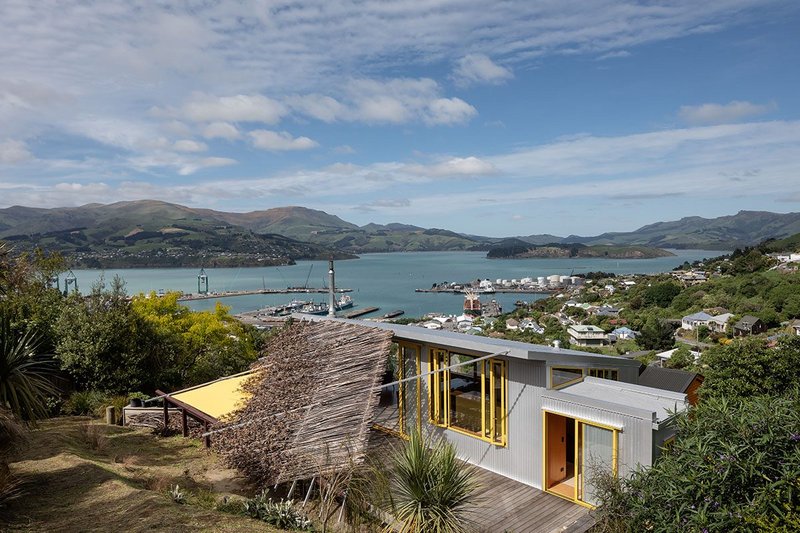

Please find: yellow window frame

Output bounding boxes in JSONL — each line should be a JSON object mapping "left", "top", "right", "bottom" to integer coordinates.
{"left": 542, "top": 410, "right": 620, "bottom": 509}
{"left": 428, "top": 348, "right": 507, "bottom": 446}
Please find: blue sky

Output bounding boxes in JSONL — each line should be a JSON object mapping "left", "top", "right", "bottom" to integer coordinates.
{"left": 1, "top": 1, "right": 799, "bottom": 237}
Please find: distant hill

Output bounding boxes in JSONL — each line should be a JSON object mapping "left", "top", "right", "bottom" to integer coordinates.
{"left": 2, "top": 202, "right": 799, "bottom": 260}
{"left": 0, "top": 201, "right": 351, "bottom": 268}
{"left": 566, "top": 211, "right": 800, "bottom": 250}
{"left": 486, "top": 239, "right": 674, "bottom": 259}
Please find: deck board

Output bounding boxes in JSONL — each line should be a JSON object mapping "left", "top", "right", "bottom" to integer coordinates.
{"left": 469, "top": 465, "right": 589, "bottom": 533}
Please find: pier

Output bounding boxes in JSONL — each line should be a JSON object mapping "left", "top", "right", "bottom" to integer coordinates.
{"left": 178, "top": 287, "right": 352, "bottom": 301}
{"left": 415, "top": 288, "right": 555, "bottom": 294}
{"left": 344, "top": 306, "right": 380, "bottom": 319}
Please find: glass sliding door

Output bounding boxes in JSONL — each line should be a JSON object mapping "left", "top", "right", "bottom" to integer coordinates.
{"left": 577, "top": 422, "right": 616, "bottom": 506}
{"left": 400, "top": 344, "right": 420, "bottom": 435}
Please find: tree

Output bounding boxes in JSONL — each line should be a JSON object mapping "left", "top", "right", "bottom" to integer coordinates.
{"left": 594, "top": 391, "right": 800, "bottom": 532}
{"left": 641, "top": 282, "right": 681, "bottom": 308}
{"left": 54, "top": 278, "right": 159, "bottom": 392}
{"left": 130, "top": 292, "right": 257, "bottom": 386}
{"left": 700, "top": 336, "right": 800, "bottom": 401}
{"left": 665, "top": 345, "right": 694, "bottom": 370}
{"left": 638, "top": 319, "right": 675, "bottom": 351}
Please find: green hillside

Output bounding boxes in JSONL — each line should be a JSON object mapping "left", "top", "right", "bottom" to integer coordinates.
{"left": 486, "top": 240, "right": 673, "bottom": 259}
{"left": 0, "top": 201, "right": 350, "bottom": 268}
{"left": 566, "top": 210, "right": 800, "bottom": 250}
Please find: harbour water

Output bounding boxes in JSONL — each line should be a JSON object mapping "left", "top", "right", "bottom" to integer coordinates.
{"left": 69, "top": 250, "right": 723, "bottom": 318}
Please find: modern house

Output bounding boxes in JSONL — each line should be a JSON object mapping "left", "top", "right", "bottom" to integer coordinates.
{"left": 315, "top": 318, "right": 689, "bottom": 509}
{"left": 734, "top": 315, "right": 767, "bottom": 336}
{"left": 680, "top": 311, "right": 713, "bottom": 331}
{"left": 567, "top": 324, "right": 608, "bottom": 347}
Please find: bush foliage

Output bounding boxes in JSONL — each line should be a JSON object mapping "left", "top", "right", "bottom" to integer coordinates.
{"left": 595, "top": 391, "right": 800, "bottom": 532}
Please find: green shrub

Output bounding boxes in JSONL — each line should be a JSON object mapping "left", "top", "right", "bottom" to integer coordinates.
{"left": 242, "top": 491, "right": 313, "bottom": 530}
{"left": 594, "top": 391, "right": 800, "bottom": 532}
{"left": 62, "top": 390, "right": 110, "bottom": 416}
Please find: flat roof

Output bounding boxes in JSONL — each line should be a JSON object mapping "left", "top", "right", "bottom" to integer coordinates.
{"left": 170, "top": 371, "right": 255, "bottom": 420}
{"left": 551, "top": 376, "right": 688, "bottom": 423}
{"left": 294, "top": 315, "right": 641, "bottom": 368}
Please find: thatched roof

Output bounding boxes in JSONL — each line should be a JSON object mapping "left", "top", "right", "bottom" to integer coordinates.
{"left": 213, "top": 320, "right": 393, "bottom": 485}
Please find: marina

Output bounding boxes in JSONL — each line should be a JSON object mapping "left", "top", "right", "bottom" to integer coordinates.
{"left": 67, "top": 250, "right": 724, "bottom": 318}
{"left": 177, "top": 287, "right": 352, "bottom": 301}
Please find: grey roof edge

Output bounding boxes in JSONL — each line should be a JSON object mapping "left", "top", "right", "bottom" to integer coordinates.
{"left": 582, "top": 376, "right": 688, "bottom": 402}
{"left": 294, "top": 314, "right": 641, "bottom": 367}
{"left": 543, "top": 378, "right": 688, "bottom": 424}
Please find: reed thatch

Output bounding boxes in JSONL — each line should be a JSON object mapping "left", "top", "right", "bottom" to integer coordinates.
{"left": 213, "top": 319, "right": 393, "bottom": 485}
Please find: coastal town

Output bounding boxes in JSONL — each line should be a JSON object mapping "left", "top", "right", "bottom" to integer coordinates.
{"left": 2, "top": 2, "right": 800, "bottom": 532}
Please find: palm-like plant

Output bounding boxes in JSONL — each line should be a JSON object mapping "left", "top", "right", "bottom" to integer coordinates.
{"left": 0, "top": 318, "right": 58, "bottom": 421}
{"left": 385, "top": 430, "right": 479, "bottom": 533}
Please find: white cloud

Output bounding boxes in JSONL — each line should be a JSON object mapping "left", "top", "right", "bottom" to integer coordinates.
{"left": 596, "top": 50, "right": 631, "bottom": 60}
{"left": 180, "top": 93, "right": 286, "bottom": 124}
{"left": 453, "top": 54, "right": 513, "bottom": 86}
{"left": 179, "top": 157, "right": 237, "bottom": 176}
{"left": 404, "top": 156, "right": 497, "bottom": 177}
{"left": 249, "top": 130, "right": 319, "bottom": 151}
{"left": 347, "top": 78, "right": 476, "bottom": 126}
{"left": 0, "top": 139, "right": 32, "bottom": 164}
{"left": 425, "top": 98, "right": 478, "bottom": 125}
{"left": 678, "top": 101, "right": 777, "bottom": 125}
{"left": 202, "top": 122, "right": 241, "bottom": 140}
{"left": 173, "top": 139, "right": 208, "bottom": 153}
{"left": 333, "top": 145, "right": 356, "bottom": 155}
{"left": 286, "top": 94, "right": 347, "bottom": 123}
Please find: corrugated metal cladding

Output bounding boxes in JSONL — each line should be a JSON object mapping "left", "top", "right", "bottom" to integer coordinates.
{"left": 540, "top": 395, "right": 654, "bottom": 478}
{"left": 409, "top": 340, "right": 658, "bottom": 489}
{"left": 416, "top": 344, "right": 548, "bottom": 488}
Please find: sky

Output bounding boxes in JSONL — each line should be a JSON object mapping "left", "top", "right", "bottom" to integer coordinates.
{"left": 1, "top": 0, "right": 799, "bottom": 237}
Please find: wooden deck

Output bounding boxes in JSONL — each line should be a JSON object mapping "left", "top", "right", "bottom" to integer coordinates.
{"left": 469, "top": 466, "right": 590, "bottom": 533}
{"left": 367, "top": 430, "right": 591, "bottom": 533}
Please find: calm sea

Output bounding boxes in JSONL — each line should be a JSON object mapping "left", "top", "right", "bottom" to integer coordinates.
{"left": 69, "top": 250, "right": 723, "bottom": 318}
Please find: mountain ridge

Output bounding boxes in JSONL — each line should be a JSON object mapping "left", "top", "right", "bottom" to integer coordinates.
{"left": 2, "top": 202, "right": 799, "bottom": 259}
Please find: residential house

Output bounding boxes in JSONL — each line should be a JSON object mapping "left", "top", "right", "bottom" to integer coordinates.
{"left": 707, "top": 313, "right": 734, "bottom": 334}
{"left": 568, "top": 325, "right": 608, "bottom": 347}
{"left": 351, "top": 319, "right": 687, "bottom": 509}
{"left": 519, "top": 319, "right": 545, "bottom": 334}
{"left": 681, "top": 311, "right": 713, "bottom": 331}
{"left": 655, "top": 347, "right": 701, "bottom": 366}
{"left": 734, "top": 315, "right": 767, "bottom": 336}
{"left": 506, "top": 318, "right": 520, "bottom": 331}
{"left": 638, "top": 366, "right": 705, "bottom": 406}
{"left": 594, "top": 305, "right": 621, "bottom": 317}
{"left": 789, "top": 319, "right": 800, "bottom": 336}
{"left": 611, "top": 327, "right": 638, "bottom": 340}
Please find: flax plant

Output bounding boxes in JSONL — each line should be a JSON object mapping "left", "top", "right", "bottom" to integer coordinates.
{"left": 0, "top": 318, "right": 58, "bottom": 421}
{"left": 383, "top": 430, "right": 479, "bottom": 533}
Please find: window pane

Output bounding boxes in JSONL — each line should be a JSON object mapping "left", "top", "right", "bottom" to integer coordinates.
{"left": 402, "top": 345, "right": 419, "bottom": 432}
{"left": 579, "top": 424, "right": 614, "bottom": 506}
{"left": 431, "top": 350, "right": 446, "bottom": 425}
{"left": 552, "top": 367, "right": 583, "bottom": 388}
{"left": 449, "top": 353, "right": 482, "bottom": 434}
{"left": 376, "top": 343, "right": 402, "bottom": 433}
{"left": 493, "top": 361, "right": 504, "bottom": 443}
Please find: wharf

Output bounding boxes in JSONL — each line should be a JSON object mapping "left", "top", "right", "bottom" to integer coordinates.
{"left": 178, "top": 287, "right": 352, "bottom": 301}
{"left": 344, "top": 306, "right": 380, "bottom": 319}
{"left": 415, "top": 288, "right": 555, "bottom": 294}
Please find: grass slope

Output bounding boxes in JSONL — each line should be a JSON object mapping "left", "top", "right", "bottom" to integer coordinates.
{"left": 3, "top": 418, "right": 282, "bottom": 533}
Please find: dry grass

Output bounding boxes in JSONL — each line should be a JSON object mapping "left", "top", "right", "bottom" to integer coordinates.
{"left": 1, "top": 417, "right": 285, "bottom": 532}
